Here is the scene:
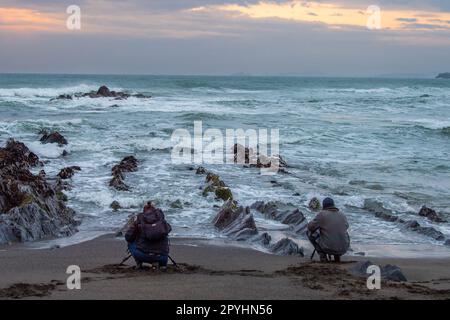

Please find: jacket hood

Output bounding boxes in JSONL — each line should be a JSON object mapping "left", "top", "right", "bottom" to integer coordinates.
{"left": 141, "top": 208, "right": 164, "bottom": 224}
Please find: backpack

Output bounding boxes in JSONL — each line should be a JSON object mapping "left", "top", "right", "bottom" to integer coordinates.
{"left": 137, "top": 209, "right": 172, "bottom": 241}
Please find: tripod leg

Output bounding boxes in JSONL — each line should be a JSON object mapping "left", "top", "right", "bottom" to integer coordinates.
{"left": 310, "top": 249, "right": 316, "bottom": 261}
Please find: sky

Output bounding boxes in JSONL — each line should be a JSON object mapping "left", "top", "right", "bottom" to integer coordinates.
{"left": 1, "top": 0, "right": 450, "bottom": 76}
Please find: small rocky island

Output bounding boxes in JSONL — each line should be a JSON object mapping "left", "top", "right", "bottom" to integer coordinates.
{"left": 52, "top": 85, "right": 152, "bottom": 100}
{"left": 436, "top": 73, "right": 450, "bottom": 79}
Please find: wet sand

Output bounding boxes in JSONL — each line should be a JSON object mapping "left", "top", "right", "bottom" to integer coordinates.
{"left": 1, "top": 235, "right": 450, "bottom": 300}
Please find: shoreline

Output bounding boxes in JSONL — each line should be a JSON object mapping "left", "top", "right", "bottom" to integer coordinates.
{"left": 1, "top": 234, "right": 450, "bottom": 300}
{"left": 19, "top": 231, "right": 450, "bottom": 260}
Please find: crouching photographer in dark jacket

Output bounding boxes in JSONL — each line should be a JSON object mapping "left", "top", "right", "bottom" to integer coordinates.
{"left": 125, "top": 202, "right": 172, "bottom": 269}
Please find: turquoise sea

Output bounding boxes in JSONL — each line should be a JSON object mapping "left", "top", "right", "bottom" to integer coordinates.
{"left": 1, "top": 74, "right": 449, "bottom": 251}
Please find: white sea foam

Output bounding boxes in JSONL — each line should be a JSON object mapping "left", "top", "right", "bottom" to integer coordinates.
{"left": 409, "top": 119, "right": 450, "bottom": 130}
{"left": 132, "top": 137, "right": 173, "bottom": 151}
{"left": 0, "top": 84, "right": 98, "bottom": 98}
{"left": 27, "top": 141, "right": 67, "bottom": 158}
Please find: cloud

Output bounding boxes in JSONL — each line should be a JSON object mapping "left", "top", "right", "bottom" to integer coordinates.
{"left": 1, "top": 0, "right": 450, "bottom": 75}
{"left": 397, "top": 18, "right": 418, "bottom": 22}
{"left": 0, "top": 7, "right": 63, "bottom": 31}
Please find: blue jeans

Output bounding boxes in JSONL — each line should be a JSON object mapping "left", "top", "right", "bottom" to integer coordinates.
{"left": 128, "top": 242, "right": 168, "bottom": 267}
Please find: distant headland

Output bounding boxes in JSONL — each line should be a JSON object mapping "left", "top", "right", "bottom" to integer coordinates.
{"left": 436, "top": 72, "right": 450, "bottom": 79}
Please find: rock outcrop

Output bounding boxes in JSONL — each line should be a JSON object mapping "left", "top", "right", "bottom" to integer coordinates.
{"left": 308, "top": 197, "right": 321, "bottom": 211}
{"left": 212, "top": 200, "right": 257, "bottom": 240}
{"left": 232, "top": 143, "right": 287, "bottom": 171}
{"left": 0, "top": 139, "right": 78, "bottom": 244}
{"left": 270, "top": 238, "right": 304, "bottom": 256}
{"left": 363, "top": 199, "right": 446, "bottom": 242}
{"left": 195, "top": 167, "right": 304, "bottom": 256}
{"left": 363, "top": 199, "right": 399, "bottom": 222}
{"left": 403, "top": 220, "right": 445, "bottom": 241}
{"left": 54, "top": 86, "right": 151, "bottom": 100}
{"left": 110, "top": 201, "right": 122, "bottom": 211}
{"left": 418, "top": 206, "right": 447, "bottom": 223}
{"left": 200, "top": 171, "right": 233, "bottom": 201}
{"left": 251, "top": 201, "right": 308, "bottom": 234}
{"left": 57, "top": 166, "right": 81, "bottom": 180}
{"left": 40, "top": 131, "right": 68, "bottom": 145}
{"left": 109, "top": 156, "right": 138, "bottom": 191}
{"left": 350, "top": 260, "right": 407, "bottom": 282}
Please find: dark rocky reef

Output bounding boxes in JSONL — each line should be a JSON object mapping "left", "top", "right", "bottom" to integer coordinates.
{"left": 436, "top": 72, "right": 450, "bottom": 79}
{"left": 195, "top": 167, "right": 303, "bottom": 256}
{"left": 53, "top": 85, "right": 151, "bottom": 101}
{"left": 40, "top": 131, "right": 68, "bottom": 146}
{"left": 363, "top": 199, "right": 446, "bottom": 242}
{"left": 418, "top": 206, "right": 447, "bottom": 223}
{"left": 0, "top": 139, "right": 78, "bottom": 244}
{"left": 197, "top": 168, "right": 233, "bottom": 201}
{"left": 350, "top": 260, "right": 407, "bottom": 282}
{"left": 403, "top": 220, "right": 445, "bottom": 241}
{"left": 109, "top": 156, "right": 138, "bottom": 191}
{"left": 57, "top": 166, "right": 81, "bottom": 180}
{"left": 213, "top": 200, "right": 258, "bottom": 240}
{"left": 232, "top": 143, "right": 287, "bottom": 171}
{"left": 250, "top": 201, "right": 308, "bottom": 234}
{"left": 270, "top": 238, "right": 304, "bottom": 256}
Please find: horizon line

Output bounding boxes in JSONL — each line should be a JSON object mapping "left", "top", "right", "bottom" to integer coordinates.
{"left": 0, "top": 71, "right": 442, "bottom": 80}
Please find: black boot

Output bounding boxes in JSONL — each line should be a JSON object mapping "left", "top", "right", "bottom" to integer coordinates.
{"left": 319, "top": 253, "right": 328, "bottom": 262}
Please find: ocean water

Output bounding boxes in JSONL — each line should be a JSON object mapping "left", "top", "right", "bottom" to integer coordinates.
{"left": 1, "top": 74, "right": 450, "bottom": 251}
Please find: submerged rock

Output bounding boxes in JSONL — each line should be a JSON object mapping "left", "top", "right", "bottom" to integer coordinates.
{"left": 404, "top": 220, "right": 445, "bottom": 241}
{"left": 109, "top": 156, "right": 138, "bottom": 191}
{"left": 110, "top": 201, "right": 122, "bottom": 211}
{"left": 40, "top": 131, "right": 68, "bottom": 145}
{"left": 363, "top": 199, "right": 399, "bottom": 222}
{"left": 270, "top": 238, "right": 304, "bottom": 256}
{"left": 55, "top": 94, "right": 72, "bottom": 100}
{"left": 350, "top": 260, "right": 407, "bottom": 282}
{"left": 251, "top": 201, "right": 308, "bottom": 234}
{"left": 170, "top": 199, "right": 183, "bottom": 209}
{"left": 196, "top": 166, "right": 206, "bottom": 174}
{"left": 57, "top": 166, "right": 81, "bottom": 180}
{"left": 0, "top": 139, "right": 78, "bottom": 244}
{"left": 364, "top": 199, "right": 445, "bottom": 242}
{"left": 418, "top": 206, "right": 447, "bottom": 223}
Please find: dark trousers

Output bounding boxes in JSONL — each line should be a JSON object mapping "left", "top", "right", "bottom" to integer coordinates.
{"left": 128, "top": 242, "right": 168, "bottom": 267}
{"left": 307, "top": 230, "right": 326, "bottom": 255}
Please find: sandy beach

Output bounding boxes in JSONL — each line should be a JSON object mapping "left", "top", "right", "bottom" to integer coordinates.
{"left": 1, "top": 234, "right": 450, "bottom": 300}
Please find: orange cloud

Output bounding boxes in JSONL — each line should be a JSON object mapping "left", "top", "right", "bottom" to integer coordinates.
{"left": 213, "top": 1, "right": 450, "bottom": 31}
{"left": 0, "top": 7, "right": 63, "bottom": 32}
